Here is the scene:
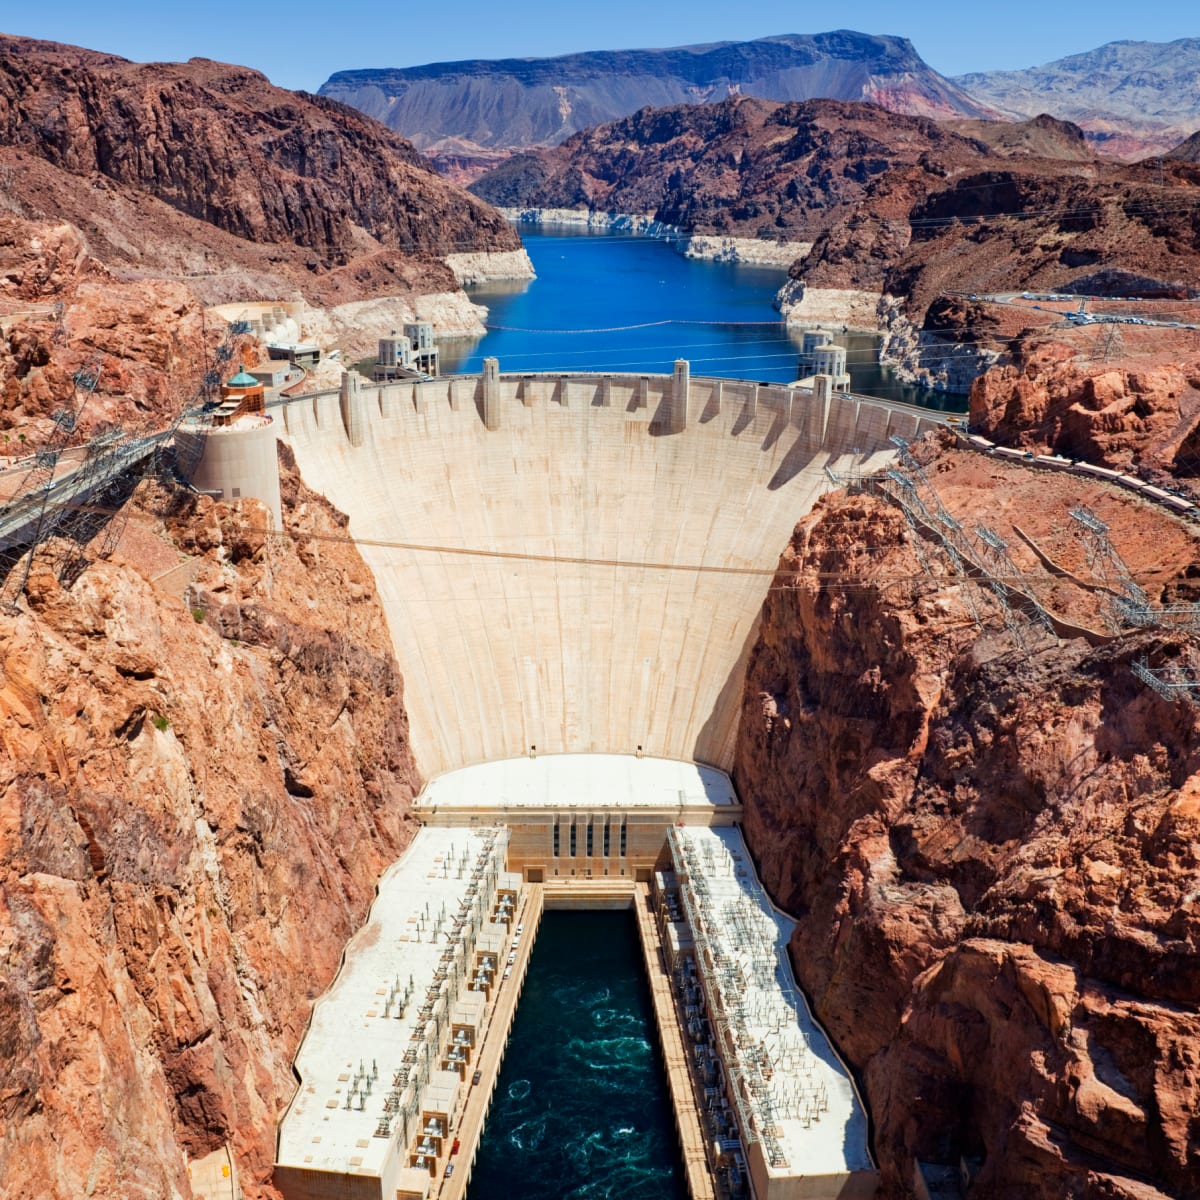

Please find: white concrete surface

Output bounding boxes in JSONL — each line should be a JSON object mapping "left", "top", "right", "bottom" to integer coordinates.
{"left": 282, "top": 370, "right": 942, "bottom": 777}
{"left": 670, "top": 826, "right": 874, "bottom": 1186}
{"left": 276, "top": 826, "right": 508, "bottom": 1186}
{"left": 418, "top": 754, "right": 738, "bottom": 812}
{"left": 183, "top": 413, "right": 283, "bottom": 529}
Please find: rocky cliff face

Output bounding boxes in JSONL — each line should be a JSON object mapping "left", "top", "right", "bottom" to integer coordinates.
{"left": 0, "top": 35, "right": 518, "bottom": 266}
{"left": 471, "top": 96, "right": 975, "bottom": 242}
{"left": 0, "top": 213, "right": 218, "bottom": 433}
{"left": 0, "top": 35, "right": 527, "bottom": 439}
{"left": 968, "top": 329, "right": 1200, "bottom": 485}
{"left": 954, "top": 39, "right": 1200, "bottom": 159}
{"left": 320, "top": 31, "right": 997, "bottom": 175}
{"left": 0, "top": 456, "right": 420, "bottom": 1199}
{"left": 735, "top": 440, "right": 1200, "bottom": 1198}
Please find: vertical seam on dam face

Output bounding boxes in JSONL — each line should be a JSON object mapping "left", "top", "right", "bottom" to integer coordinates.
{"left": 282, "top": 371, "right": 944, "bottom": 778}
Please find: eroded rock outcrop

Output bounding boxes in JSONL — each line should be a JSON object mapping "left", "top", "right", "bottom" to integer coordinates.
{"left": 969, "top": 333, "right": 1200, "bottom": 481}
{"left": 0, "top": 34, "right": 518, "bottom": 267}
{"left": 735, "top": 444, "right": 1200, "bottom": 1198}
{"left": 0, "top": 35, "right": 528, "bottom": 438}
{"left": 0, "top": 456, "right": 419, "bottom": 1199}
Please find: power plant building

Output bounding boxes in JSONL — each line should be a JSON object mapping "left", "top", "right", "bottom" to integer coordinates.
{"left": 274, "top": 826, "right": 519, "bottom": 1200}
{"left": 416, "top": 754, "right": 742, "bottom": 880}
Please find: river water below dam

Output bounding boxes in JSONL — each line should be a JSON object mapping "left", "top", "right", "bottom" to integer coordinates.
{"left": 440, "top": 225, "right": 963, "bottom": 410}
{"left": 466, "top": 910, "right": 686, "bottom": 1200}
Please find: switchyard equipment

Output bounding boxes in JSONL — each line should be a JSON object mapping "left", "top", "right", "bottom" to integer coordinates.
{"left": 666, "top": 825, "right": 876, "bottom": 1200}
{"left": 274, "top": 826, "right": 522, "bottom": 1200}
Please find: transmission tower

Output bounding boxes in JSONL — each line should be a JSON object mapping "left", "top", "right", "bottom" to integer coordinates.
{"left": 973, "top": 523, "right": 1057, "bottom": 642}
{"left": 1132, "top": 655, "right": 1200, "bottom": 705}
{"left": 1099, "top": 323, "right": 1124, "bottom": 363}
{"left": 0, "top": 309, "right": 251, "bottom": 609}
{"left": 881, "top": 436, "right": 1056, "bottom": 647}
{"left": 0, "top": 354, "right": 104, "bottom": 610}
{"left": 1068, "top": 505, "right": 1149, "bottom": 630}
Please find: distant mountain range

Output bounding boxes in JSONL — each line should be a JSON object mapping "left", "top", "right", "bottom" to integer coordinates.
{"left": 320, "top": 33, "right": 1200, "bottom": 175}
{"left": 954, "top": 39, "right": 1200, "bottom": 159}
{"left": 318, "top": 32, "right": 998, "bottom": 177}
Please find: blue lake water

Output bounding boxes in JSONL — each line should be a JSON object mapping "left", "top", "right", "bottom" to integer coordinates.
{"left": 439, "top": 225, "right": 964, "bottom": 411}
{"left": 465, "top": 910, "right": 686, "bottom": 1200}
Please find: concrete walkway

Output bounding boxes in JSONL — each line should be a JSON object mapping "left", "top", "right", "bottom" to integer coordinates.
{"left": 633, "top": 883, "right": 717, "bottom": 1200}
{"left": 187, "top": 1144, "right": 237, "bottom": 1200}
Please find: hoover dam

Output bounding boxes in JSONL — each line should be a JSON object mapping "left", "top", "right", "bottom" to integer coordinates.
{"left": 265, "top": 364, "right": 945, "bottom": 1200}
{"left": 280, "top": 365, "right": 943, "bottom": 777}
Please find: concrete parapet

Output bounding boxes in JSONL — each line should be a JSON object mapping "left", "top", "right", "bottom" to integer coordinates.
{"left": 378, "top": 382, "right": 402, "bottom": 420}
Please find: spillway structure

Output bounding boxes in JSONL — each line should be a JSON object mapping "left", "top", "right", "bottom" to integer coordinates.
{"left": 274, "top": 365, "right": 946, "bottom": 1200}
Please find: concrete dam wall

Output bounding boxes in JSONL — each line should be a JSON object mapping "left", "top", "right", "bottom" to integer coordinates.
{"left": 281, "top": 367, "right": 944, "bottom": 778}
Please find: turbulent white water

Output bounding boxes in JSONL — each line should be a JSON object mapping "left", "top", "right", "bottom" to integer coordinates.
{"left": 467, "top": 911, "right": 685, "bottom": 1200}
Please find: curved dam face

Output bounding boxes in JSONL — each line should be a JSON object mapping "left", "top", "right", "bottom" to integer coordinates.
{"left": 281, "top": 368, "right": 943, "bottom": 777}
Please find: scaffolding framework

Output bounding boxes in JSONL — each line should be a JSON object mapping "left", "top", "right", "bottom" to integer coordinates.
{"left": 0, "top": 317, "right": 253, "bottom": 610}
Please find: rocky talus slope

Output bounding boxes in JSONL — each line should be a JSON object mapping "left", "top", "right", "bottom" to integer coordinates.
{"left": 735, "top": 440, "right": 1200, "bottom": 1198}
{"left": 320, "top": 31, "right": 996, "bottom": 177}
{"left": 0, "top": 458, "right": 419, "bottom": 1199}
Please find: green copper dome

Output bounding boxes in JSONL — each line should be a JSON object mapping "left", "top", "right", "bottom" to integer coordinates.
{"left": 227, "top": 363, "right": 259, "bottom": 388}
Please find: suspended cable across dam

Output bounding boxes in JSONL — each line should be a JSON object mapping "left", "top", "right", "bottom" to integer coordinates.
{"left": 483, "top": 317, "right": 789, "bottom": 334}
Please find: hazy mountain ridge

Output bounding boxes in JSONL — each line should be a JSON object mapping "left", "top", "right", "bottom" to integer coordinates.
{"left": 954, "top": 38, "right": 1200, "bottom": 159}
{"left": 319, "top": 31, "right": 999, "bottom": 176}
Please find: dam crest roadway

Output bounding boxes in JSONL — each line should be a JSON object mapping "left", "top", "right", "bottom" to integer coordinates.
{"left": 280, "top": 362, "right": 945, "bottom": 777}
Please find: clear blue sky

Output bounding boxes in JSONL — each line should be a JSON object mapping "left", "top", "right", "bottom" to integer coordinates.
{"left": 2, "top": 2, "right": 1196, "bottom": 92}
